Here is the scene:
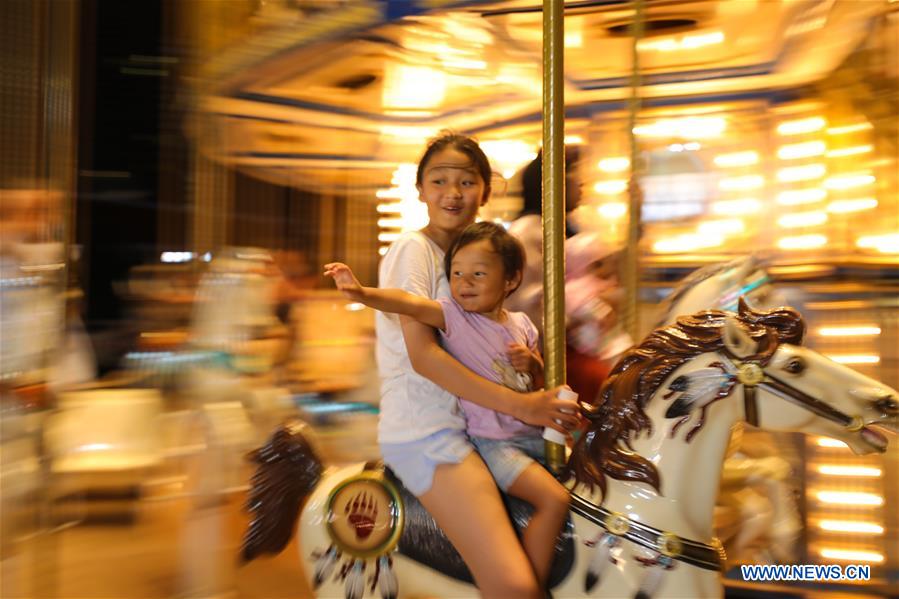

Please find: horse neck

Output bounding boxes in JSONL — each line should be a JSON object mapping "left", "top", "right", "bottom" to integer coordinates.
{"left": 598, "top": 356, "right": 743, "bottom": 542}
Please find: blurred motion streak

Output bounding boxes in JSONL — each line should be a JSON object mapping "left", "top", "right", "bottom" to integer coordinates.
{"left": 1, "top": 0, "right": 897, "bottom": 596}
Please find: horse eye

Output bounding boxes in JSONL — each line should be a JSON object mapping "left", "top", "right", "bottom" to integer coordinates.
{"left": 784, "top": 357, "right": 806, "bottom": 374}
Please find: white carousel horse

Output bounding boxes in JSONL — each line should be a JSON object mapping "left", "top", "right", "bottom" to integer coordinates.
{"left": 655, "top": 255, "right": 781, "bottom": 328}
{"left": 240, "top": 301, "right": 897, "bottom": 599}
{"left": 656, "top": 258, "right": 801, "bottom": 565}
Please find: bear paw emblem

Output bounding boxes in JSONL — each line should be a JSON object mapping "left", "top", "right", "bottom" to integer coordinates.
{"left": 345, "top": 492, "right": 378, "bottom": 540}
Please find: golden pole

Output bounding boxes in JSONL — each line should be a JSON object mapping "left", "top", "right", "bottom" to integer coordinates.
{"left": 542, "top": 0, "right": 566, "bottom": 473}
{"left": 623, "top": 0, "right": 645, "bottom": 341}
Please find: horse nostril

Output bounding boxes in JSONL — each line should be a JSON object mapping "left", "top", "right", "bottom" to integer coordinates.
{"left": 874, "top": 396, "right": 899, "bottom": 415}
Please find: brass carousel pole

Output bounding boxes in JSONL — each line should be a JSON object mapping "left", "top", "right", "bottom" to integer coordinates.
{"left": 623, "top": 0, "right": 645, "bottom": 341}
{"left": 542, "top": 0, "right": 566, "bottom": 473}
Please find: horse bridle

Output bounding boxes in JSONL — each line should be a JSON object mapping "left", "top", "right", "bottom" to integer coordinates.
{"left": 723, "top": 352, "right": 864, "bottom": 432}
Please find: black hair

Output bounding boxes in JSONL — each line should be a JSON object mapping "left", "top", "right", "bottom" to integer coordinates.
{"left": 519, "top": 146, "right": 581, "bottom": 216}
{"left": 444, "top": 222, "right": 526, "bottom": 296}
{"left": 416, "top": 131, "right": 492, "bottom": 202}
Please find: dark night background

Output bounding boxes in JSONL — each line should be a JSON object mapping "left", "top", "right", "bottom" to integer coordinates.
{"left": 77, "top": 0, "right": 188, "bottom": 369}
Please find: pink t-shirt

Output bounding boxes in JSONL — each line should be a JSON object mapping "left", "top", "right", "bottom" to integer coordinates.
{"left": 437, "top": 297, "right": 542, "bottom": 440}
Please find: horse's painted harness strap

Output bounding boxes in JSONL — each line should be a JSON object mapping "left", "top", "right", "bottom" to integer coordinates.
{"left": 760, "top": 375, "right": 853, "bottom": 427}
{"left": 569, "top": 493, "right": 724, "bottom": 572}
{"left": 743, "top": 384, "right": 759, "bottom": 427}
{"left": 722, "top": 354, "right": 858, "bottom": 430}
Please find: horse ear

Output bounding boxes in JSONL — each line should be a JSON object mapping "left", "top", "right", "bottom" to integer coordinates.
{"left": 723, "top": 316, "right": 758, "bottom": 359}
{"left": 737, "top": 296, "right": 752, "bottom": 316}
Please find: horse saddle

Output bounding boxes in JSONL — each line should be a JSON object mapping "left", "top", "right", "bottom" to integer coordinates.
{"left": 384, "top": 467, "right": 576, "bottom": 587}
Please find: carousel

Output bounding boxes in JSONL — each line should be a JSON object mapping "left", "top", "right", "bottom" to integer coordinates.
{"left": 3, "top": 1, "right": 895, "bottom": 598}
{"left": 175, "top": 1, "right": 899, "bottom": 598}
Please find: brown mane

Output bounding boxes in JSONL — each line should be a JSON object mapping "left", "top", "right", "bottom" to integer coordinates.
{"left": 564, "top": 300, "right": 804, "bottom": 500}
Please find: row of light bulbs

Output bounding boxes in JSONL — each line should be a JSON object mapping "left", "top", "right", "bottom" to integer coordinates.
{"left": 810, "top": 429, "right": 888, "bottom": 564}
{"left": 809, "top": 311, "right": 885, "bottom": 563}
{"left": 589, "top": 111, "right": 893, "bottom": 254}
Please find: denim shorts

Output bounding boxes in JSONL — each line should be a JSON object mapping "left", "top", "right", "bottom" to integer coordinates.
{"left": 380, "top": 428, "right": 473, "bottom": 497}
{"left": 471, "top": 435, "right": 546, "bottom": 492}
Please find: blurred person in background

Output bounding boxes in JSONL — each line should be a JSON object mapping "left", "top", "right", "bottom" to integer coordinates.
{"left": 0, "top": 185, "right": 61, "bottom": 270}
{"left": 515, "top": 148, "right": 584, "bottom": 234}
{"left": 268, "top": 249, "right": 317, "bottom": 382}
{"left": 507, "top": 148, "right": 583, "bottom": 329}
{"left": 1, "top": 183, "right": 68, "bottom": 597}
{"left": 190, "top": 248, "right": 285, "bottom": 379}
{"left": 564, "top": 232, "right": 632, "bottom": 405}
{"left": 0, "top": 185, "right": 67, "bottom": 404}
{"left": 271, "top": 249, "right": 318, "bottom": 324}
{"left": 508, "top": 154, "right": 631, "bottom": 405}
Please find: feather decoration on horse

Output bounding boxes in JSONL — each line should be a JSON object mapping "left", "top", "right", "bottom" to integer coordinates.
{"left": 664, "top": 365, "right": 734, "bottom": 417}
{"left": 584, "top": 532, "right": 619, "bottom": 592}
{"left": 664, "top": 362, "right": 737, "bottom": 441}
{"left": 345, "top": 559, "right": 365, "bottom": 599}
{"left": 377, "top": 555, "right": 398, "bottom": 599}
{"left": 313, "top": 545, "right": 340, "bottom": 589}
{"left": 634, "top": 555, "right": 675, "bottom": 599}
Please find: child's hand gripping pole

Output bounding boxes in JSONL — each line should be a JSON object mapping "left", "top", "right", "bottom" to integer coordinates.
{"left": 544, "top": 387, "right": 578, "bottom": 471}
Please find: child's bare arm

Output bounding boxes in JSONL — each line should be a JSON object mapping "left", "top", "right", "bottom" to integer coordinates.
{"left": 507, "top": 343, "right": 545, "bottom": 389}
{"left": 323, "top": 262, "right": 445, "bottom": 329}
{"left": 402, "top": 318, "right": 578, "bottom": 433}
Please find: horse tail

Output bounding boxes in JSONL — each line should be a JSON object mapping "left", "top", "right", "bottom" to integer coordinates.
{"left": 240, "top": 420, "right": 323, "bottom": 563}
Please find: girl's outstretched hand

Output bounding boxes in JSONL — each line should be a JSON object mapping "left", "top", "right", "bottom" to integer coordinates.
{"left": 323, "top": 262, "right": 365, "bottom": 300}
{"left": 515, "top": 386, "right": 581, "bottom": 434}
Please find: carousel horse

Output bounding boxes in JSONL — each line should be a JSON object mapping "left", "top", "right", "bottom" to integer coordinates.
{"left": 655, "top": 255, "right": 780, "bottom": 328}
{"left": 654, "top": 256, "right": 801, "bottom": 565}
{"left": 240, "top": 301, "right": 897, "bottom": 598}
{"left": 714, "top": 428, "right": 802, "bottom": 566}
